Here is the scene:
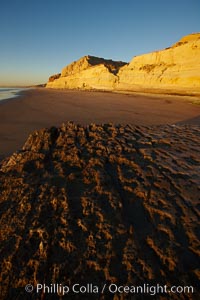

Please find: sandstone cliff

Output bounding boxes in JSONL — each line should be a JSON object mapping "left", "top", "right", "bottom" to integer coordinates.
{"left": 0, "top": 122, "right": 199, "bottom": 299}
{"left": 46, "top": 55, "right": 127, "bottom": 90}
{"left": 118, "top": 32, "right": 200, "bottom": 91}
{"left": 46, "top": 33, "right": 200, "bottom": 92}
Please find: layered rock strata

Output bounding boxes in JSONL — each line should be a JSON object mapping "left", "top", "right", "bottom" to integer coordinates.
{"left": 46, "top": 56, "right": 127, "bottom": 90}
{"left": 46, "top": 33, "right": 200, "bottom": 92}
{"left": 118, "top": 33, "right": 200, "bottom": 91}
{"left": 0, "top": 122, "right": 199, "bottom": 299}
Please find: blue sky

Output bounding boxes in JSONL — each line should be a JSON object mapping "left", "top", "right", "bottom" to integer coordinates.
{"left": 0, "top": 0, "right": 199, "bottom": 85}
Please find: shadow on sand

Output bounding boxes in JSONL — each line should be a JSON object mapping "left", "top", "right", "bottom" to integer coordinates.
{"left": 176, "top": 114, "right": 200, "bottom": 125}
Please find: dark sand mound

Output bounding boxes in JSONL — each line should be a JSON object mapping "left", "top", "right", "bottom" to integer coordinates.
{"left": 0, "top": 123, "right": 199, "bottom": 299}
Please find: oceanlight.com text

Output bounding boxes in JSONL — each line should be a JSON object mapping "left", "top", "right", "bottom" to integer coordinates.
{"left": 25, "top": 282, "right": 194, "bottom": 296}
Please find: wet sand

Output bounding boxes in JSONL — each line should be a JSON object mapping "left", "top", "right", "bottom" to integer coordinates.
{"left": 0, "top": 88, "right": 200, "bottom": 158}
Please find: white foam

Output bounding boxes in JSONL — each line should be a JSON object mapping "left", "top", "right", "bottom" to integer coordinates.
{"left": 0, "top": 88, "right": 28, "bottom": 101}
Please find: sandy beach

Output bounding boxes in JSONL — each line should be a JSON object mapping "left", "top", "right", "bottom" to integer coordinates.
{"left": 0, "top": 88, "right": 200, "bottom": 158}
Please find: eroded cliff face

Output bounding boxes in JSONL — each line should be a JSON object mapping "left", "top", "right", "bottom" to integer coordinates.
{"left": 118, "top": 33, "right": 200, "bottom": 90}
{"left": 46, "top": 56, "right": 127, "bottom": 90}
{"left": 0, "top": 122, "right": 200, "bottom": 299}
{"left": 46, "top": 33, "right": 200, "bottom": 92}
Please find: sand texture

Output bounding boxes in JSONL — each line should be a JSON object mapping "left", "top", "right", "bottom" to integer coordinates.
{"left": 47, "top": 33, "right": 200, "bottom": 92}
{"left": 1, "top": 88, "right": 200, "bottom": 159}
{"left": 0, "top": 122, "right": 199, "bottom": 299}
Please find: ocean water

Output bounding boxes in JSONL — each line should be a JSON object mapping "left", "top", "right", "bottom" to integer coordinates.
{"left": 0, "top": 88, "right": 28, "bottom": 102}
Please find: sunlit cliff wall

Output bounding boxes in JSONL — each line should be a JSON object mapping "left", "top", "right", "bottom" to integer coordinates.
{"left": 117, "top": 33, "right": 200, "bottom": 90}
{"left": 46, "top": 33, "right": 200, "bottom": 92}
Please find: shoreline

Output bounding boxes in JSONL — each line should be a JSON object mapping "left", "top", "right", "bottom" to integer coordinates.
{"left": 0, "top": 88, "right": 33, "bottom": 104}
{"left": 1, "top": 86, "right": 200, "bottom": 107}
{"left": 0, "top": 87, "right": 200, "bottom": 159}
